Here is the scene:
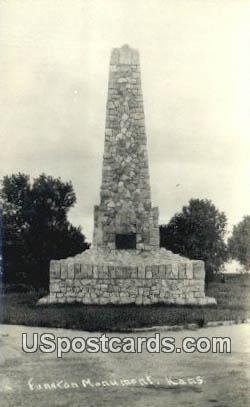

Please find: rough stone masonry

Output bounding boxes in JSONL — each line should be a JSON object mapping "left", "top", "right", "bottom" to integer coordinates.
{"left": 39, "top": 45, "right": 216, "bottom": 306}
{"left": 93, "top": 44, "right": 159, "bottom": 251}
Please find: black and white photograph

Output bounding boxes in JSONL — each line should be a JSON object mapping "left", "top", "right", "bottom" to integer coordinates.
{"left": 0, "top": 1, "right": 249, "bottom": 406}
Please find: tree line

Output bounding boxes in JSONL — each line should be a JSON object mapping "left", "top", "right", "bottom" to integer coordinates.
{"left": 0, "top": 173, "right": 249, "bottom": 290}
{"left": 0, "top": 173, "right": 89, "bottom": 290}
{"left": 160, "top": 200, "right": 249, "bottom": 281}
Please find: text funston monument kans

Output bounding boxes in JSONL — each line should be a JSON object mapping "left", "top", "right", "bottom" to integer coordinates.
{"left": 39, "top": 45, "right": 215, "bottom": 306}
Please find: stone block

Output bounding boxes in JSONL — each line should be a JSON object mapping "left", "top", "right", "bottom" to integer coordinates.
{"left": 165, "top": 263, "right": 178, "bottom": 279}
{"left": 78, "top": 264, "right": 86, "bottom": 278}
{"left": 80, "top": 279, "right": 92, "bottom": 286}
{"left": 146, "top": 269, "right": 152, "bottom": 279}
{"left": 67, "top": 263, "right": 75, "bottom": 279}
{"left": 193, "top": 261, "right": 205, "bottom": 279}
{"left": 116, "top": 266, "right": 123, "bottom": 278}
{"left": 103, "top": 265, "right": 109, "bottom": 277}
{"left": 82, "top": 297, "right": 92, "bottom": 305}
{"left": 125, "top": 267, "right": 133, "bottom": 278}
{"left": 159, "top": 291, "right": 166, "bottom": 299}
{"left": 152, "top": 265, "right": 159, "bottom": 277}
{"left": 108, "top": 266, "right": 116, "bottom": 279}
{"left": 138, "top": 287, "right": 144, "bottom": 295}
{"left": 50, "top": 280, "right": 60, "bottom": 293}
{"left": 120, "top": 267, "right": 128, "bottom": 278}
{"left": 93, "top": 266, "right": 98, "bottom": 278}
{"left": 131, "top": 266, "right": 138, "bottom": 278}
{"left": 204, "top": 296, "right": 217, "bottom": 305}
{"left": 178, "top": 263, "right": 187, "bottom": 279}
{"left": 159, "top": 265, "right": 166, "bottom": 278}
{"left": 110, "top": 295, "right": 119, "bottom": 303}
{"left": 65, "top": 278, "right": 73, "bottom": 287}
{"left": 59, "top": 284, "right": 66, "bottom": 294}
{"left": 57, "top": 297, "right": 65, "bottom": 303}
{"left": 193, "top": 291, "right": 203, "bottom": 298}
{"left": 135, "top": 296, "right": 143, "bottom": 305}
{"left": 195, "top": 297, "right": 208, "bottom": 305}
{"left": 186, "top": 262, "right": 193, "bottom": 279}
{"left": 50, "top": 260, "right": 61, "bottom": 279}
{"left": 97, "top": 265, "right": 103, "bottom": 277}
{"left": 99, "top": 298, "right": 109, "bottom": 305}
{"left": 37, "top": 295, "right": 50, "bottom": 305}
{"left": 74, "top": 263, "right": 81, "bottom": 278}
{"left": 60, "top": 262, "right": 67, "bottom": 279}
{"left": 87, "top": 264, "right": 94, "bottom": 278}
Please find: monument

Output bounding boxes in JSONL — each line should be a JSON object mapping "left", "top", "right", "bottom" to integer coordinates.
{"left": 39, "top": 45, "right": 215, "bottom": 306}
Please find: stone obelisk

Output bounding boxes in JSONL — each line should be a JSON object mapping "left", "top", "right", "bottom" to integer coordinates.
{"left": 93, "top": 44, "right": 159, "bottom": 251}
{"left": 39, "top": 45, "right": 216, "bottom": 307}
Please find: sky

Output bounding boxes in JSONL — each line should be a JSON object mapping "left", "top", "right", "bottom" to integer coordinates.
{"left": 0, "top": 0, "right": 249, "bottom": 242}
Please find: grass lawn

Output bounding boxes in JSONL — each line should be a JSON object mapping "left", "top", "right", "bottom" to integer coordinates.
{"left": 0, "top": 279, "right": 249, "bottom": 331}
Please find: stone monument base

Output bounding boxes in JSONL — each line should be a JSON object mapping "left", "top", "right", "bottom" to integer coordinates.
{"left": 38, "top": 248, "right": 216, "bottom": 306}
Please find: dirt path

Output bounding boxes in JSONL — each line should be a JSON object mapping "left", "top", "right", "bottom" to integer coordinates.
{"left": 0, "top": 324, "right": 249, "bottom": 406}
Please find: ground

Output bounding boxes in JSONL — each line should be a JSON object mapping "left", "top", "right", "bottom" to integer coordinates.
{"left": 1, "top": 279, "right": 250, "bottom": 330}
{"left": 0, "top": 323, "right": 249, "bottom": 407}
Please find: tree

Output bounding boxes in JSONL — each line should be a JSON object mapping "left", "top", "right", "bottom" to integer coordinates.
{"left": 228, "top": 216, "right": 250, "bottom": 271}
{"left": 1, "top": 173, "right": 89, "bottom": 290}
{"left": 160, "top": 199, "right": 228, "bottom": 281}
